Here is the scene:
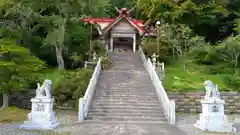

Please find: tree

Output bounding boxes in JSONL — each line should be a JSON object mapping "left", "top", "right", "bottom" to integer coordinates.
{"left": 135, "top": 0, "right": 234, "bottom": 42}
{"left": 4, "top": 0, "right": 110, "bottom": 70}
{"left": 0, "top": 39, "right": 45, "bottom": 108}
{"left": 219, "top": 35, "right": 240, "bottom": 75}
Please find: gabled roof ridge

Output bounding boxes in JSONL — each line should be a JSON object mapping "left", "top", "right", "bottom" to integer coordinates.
{"left": 102, "top": 13, "right": 144, "bottom": 34}
{"left": 83, "top": 17, "right": 144, "bottom": 24}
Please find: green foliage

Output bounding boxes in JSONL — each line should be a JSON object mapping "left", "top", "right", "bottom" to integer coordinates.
{"left": 135, "top": 0, "right": 237, "bottom": 42}
{"left": 45, "top": 69, "right": 93, "bottom": 105}
{"left": 1, "top": 0, "right": 240, "bottom": 94}
{"left": 142, "top": 23, "right": 204, "bottom": 63}
{"left": 188, "top": 35, "right": 240, "bottom": 75}
{"left": 164, "top": 60, "right": 230, "bottom": 91}
{"left": 224, "top": 76, "right": 240, "bottom": 91}
{"left": 91, "top": 40, "right": 112, "bottom": 69}
{"left": 101, "top": 54, "right": 112, "bottom": 69}
{"left": 0, "top": 39, "right": 45, "bottom": 93}
{"left": 218, "top": 35, "right": 240, "bottom": 74}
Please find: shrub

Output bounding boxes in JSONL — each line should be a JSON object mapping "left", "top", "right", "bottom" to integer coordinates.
{"left": 223, "top": 75, "right": 240, "bottom": 92}
{"left": 92, "top": 40, "right": 106, "bottom": 56}
{"left": 101, "top": 53, "right": 112, "bottom": 69}
{"left": 52, "top": 69, "right": 93, "bottom": 105}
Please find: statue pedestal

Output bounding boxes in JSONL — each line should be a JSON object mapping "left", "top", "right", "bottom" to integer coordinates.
{"left": 20, "top": 97, "right": 59, "bottom": 130}
{"left": 194, "top": 98, "right": 236, "bottom": 133}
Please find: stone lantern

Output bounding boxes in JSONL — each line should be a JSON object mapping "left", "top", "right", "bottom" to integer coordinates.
{"left": 151, "top": 53, "right": 157, "bottom": 68}
{"left": 92, "top": 52, "right": 97, "bottom": 63}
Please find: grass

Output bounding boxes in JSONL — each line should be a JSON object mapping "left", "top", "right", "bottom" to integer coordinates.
{"left": 0, "top": 107, "right": 71, "bottom": 135}
{"left": 163, "top": 59, "right": 231, "bottom": 92}
{"left": 0, "top": 106, "right": 29, "bottom": 123}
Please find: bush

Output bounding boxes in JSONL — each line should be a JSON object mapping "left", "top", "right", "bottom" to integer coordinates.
{"left": 52, "top": 69, "right": 93, "bottom": 105}
{"left": 223, "top": 75, "right": 240, "bottom": 92}
{"left": 92, "top": 40, "right": 106, "bottom": 56}
{"left": 28, "top": 68, "right": 92, "bottom": 109}
{"left": 101, "top": 53, "right": 112, "bottom": 69}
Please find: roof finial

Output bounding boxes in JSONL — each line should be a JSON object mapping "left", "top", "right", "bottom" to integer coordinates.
{"left": 127, "top": 7, "right": 135, "bottom": 15}
{"left": 115, "top": 7, "right": 120, "bottom": 13}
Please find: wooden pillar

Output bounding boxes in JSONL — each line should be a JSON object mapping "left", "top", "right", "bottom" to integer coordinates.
{"left": 110, "top": 34, "right": 113, "bottom": 52}
{"left": 133, "top": 34, "right": 136, "bottom": 52}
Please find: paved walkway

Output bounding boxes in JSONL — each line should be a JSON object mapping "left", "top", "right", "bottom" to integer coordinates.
{"left": 58, "top": 122, "right": 187, "bottom": 135}
{"left": 0, "top": 111, "right": 239, "bottom": 135}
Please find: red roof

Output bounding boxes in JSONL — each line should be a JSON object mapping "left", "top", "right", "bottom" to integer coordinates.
{"left": 83, "top": 18, "right": 114, "bottom": 23}
{"left": 83, "top": 8, "right": 145, "bottom": 34}
{"left": 83, "top": 18, "right": 144, "bottom": 24}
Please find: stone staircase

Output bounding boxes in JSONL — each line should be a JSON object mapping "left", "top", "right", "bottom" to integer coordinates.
{"left": 86, "top": 52, "right": 167, "bottom": 123}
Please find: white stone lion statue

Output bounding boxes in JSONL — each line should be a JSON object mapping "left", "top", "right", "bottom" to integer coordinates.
{"left": 36, "top": 79, "right": 52, "bottom": 98}
{"left": 204, "top": 80, "right": 220, "bottom": 99}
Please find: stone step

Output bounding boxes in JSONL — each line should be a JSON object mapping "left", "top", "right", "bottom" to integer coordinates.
{"left": 90, "top": 105, "right": 162, "bottom": 110}
{"left": 87, "top": 112, "right": 165, "bottom": 118}
{"left": 88, "top": 108, "right": 163, "bottom": 114}
{"left": 110, "top": 66, "right": 144, "bottom": 68}
{"left": 110, "top": 56, "right": 141, "bottom": 58}
{"left": 111, "top": 62, "right": 143, "bottom": 65}
{"left": 109, "top": 65, "right": 144, "bottom": 67}
{"left": 92, "top": 102, "right": 161, "bottom": 107}
{"left": 110, "top": 64, "right": 142, "bottom": 66}
{"left": 110, "top": 57, "right": 141, "bottom": 59}
{"left": 93, "top": 99, "right": 159, "bottom": 103}
{"left": 98, "top": 77, "right": 151, "bottom": 80}
{"left": 96, "top": 88, "right": 155, "bottom": 91}
{"left": 110, "top": 55, "right": 141, "bottom": 57}
{"left": 101, "top": 70, "right": 147, "bottom": 73}
{"left": 85, "top": 115, "right": 167, "bottom": 122}
{"left": 94, "top": 96, "right": 158, "bottom": 101}
{"left": 96, "top": 88, "right": 155, "bottom": 90}
{"left": 100, "top": 74, "right": 149, "bottom": 77}
{"left": 96, "top": 84, "right": 154, "bottom": 87}
{"left": 111, "top": 62, "right": 142, "bottom": 64}
{"left": 94, "top": 94, "right": 157, "bottom": 98}
{"left": 96, "top": 87, "right": 155, "bottom": 90}
{"left": 97, "top": 84, "right": 154, "bottom": 87}
{"left": 95, "top": 91, "right": 156, "bottom": 96}
{"left": 98, "top": 80, "right": 152, "bottom": 84}
{"left": 111, "top": 63, "right": 142, "bottom": 65}
{"left": 110, "top": 58, "right": 141, "bottom": 60}
{"left": 109, "top": 68, "right": 144, "bottom": 70}
{"left": 94, "top": 92, "right": 156, "bottom": 97}
{"left": 100, "top": 76, "right": 149, "bottom": 79}
{"left": 96, "top": 86, "right": 154, "bottom": 90}
{"left": 97, "top": 84, "right": 153, "bottom": 88}
{"left": 83, "top": 119, "right": 167, "bottom": 124}
{"left": 99, "top": 76, "right": 149, "bottom": 79}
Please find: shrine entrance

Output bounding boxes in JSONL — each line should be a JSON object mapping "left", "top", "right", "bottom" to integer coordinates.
{"left": 110, "top": 33, "right": 135, "bottom": 52}
{"left": 113, "top": 37, "right": 133, "bottom": 52}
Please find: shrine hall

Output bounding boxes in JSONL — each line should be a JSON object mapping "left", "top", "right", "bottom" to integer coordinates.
{"left": 83, "top": 8, "right": 154, "bottom": 52}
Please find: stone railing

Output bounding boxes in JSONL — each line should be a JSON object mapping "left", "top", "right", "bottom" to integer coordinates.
{"left": 139, "top": 47, "right": 176, "bottom": 124}
{"left": 78, "top": 58, "right": 102, "bottom": 122}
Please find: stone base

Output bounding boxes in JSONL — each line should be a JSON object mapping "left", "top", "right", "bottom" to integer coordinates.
{"left": 20, "top": 120, "right": 59, "bottom": 130}
{"left": 194, "top": 120, "right": 237, "bottom": 133}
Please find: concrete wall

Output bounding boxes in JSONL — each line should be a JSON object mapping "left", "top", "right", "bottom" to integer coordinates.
{"left": 167, "top": 92, "right": 240, "bottom": 114}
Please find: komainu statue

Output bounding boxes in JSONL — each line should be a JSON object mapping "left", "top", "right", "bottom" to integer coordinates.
{"left": 204, "top": 80, "right": 220, "bottom": 99}
{"left": 36, "top": 79, "right": 52, "bottom": 98}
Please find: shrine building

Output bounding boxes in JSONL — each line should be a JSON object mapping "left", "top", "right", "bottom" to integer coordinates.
{"left": 83, "top": 8, "right": 154, "bottom": 52}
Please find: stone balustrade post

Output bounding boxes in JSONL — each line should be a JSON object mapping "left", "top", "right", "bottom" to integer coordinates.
{"left": 78, "top": 98, "right": 85, "bottom": 123}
